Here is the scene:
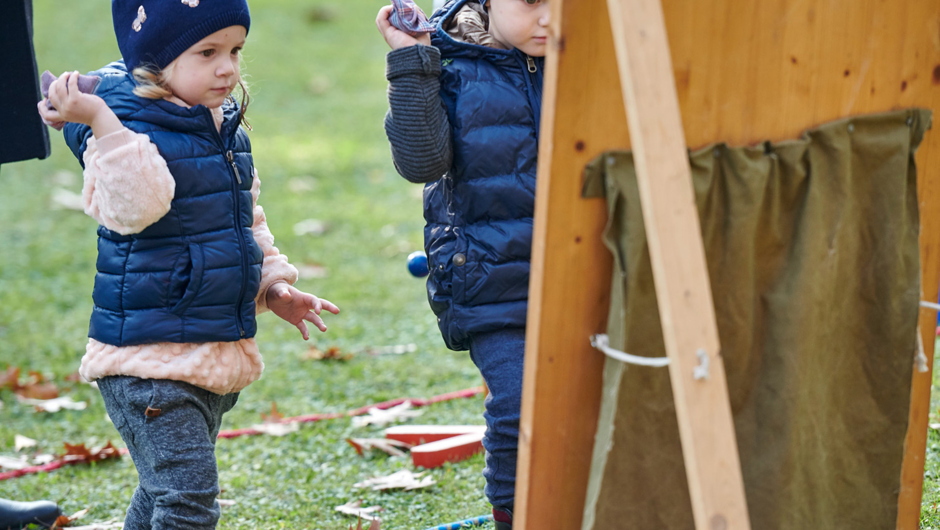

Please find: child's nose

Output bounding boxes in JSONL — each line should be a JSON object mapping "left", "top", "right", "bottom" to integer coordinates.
{"left": 538, "top": 6, "right": 550, "bottom": 26}
{"left": 217, "top": 59, "right": 236, "bottom": 77}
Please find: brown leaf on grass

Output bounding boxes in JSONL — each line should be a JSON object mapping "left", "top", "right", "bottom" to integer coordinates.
{"left": 52, "top": 507, "right": 89, "bottom": 528}
{"left": 64, "top": 372, "right": 84, "bottom": 383}
{"left": 260, "top": 402, "right": 284, "bottom": 423}
{"left": 346, "top": 438, "right": 412, "bottom": 458}
{"left": 19, "top": 382, "right": 60, "bottom": 400}
{"left": 60, "top": 442, "right": 121, "bottom": 464}
{"left": 0, "top": 367, "right": 20, "bottom": 391}
{"left": 1, "top": 366, "right": 62, "bottom": 400}
{"left": 302, "top": 345, "right": 353, "bottom": 362}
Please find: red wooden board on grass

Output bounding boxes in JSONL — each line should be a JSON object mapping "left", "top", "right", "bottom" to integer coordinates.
{"left": 410, "top": 432, "right": 485, "bottom": 469}
{"left": 383, "top": 425, "right": 487, "bottom": 469}
{"left": 384, "top": 425, "right": 486, "bottom": 446}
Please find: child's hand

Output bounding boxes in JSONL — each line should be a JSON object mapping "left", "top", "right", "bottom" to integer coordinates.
{"left": 265, "top": 282, "right": 340, "bottom": 340}
{"left": 37, "top": 71, "right": 121, "bottom": 137}
{"left": 376, "top": 5, "right": 431, "bottom": 50}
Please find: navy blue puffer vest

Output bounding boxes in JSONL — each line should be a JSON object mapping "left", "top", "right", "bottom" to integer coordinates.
{"left": 426, "top": 0, "right": 543, "bottom": 351}
{"left": 64, "top": 61, "right": 262, "bottom": 347}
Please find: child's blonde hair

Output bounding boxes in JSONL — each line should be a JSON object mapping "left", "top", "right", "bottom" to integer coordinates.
{"left": 132, "top": 63, "right": 252, "bottom": 129}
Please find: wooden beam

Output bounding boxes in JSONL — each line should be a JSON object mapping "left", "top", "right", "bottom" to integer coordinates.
{"left": 605, "top": 0, "right": 751, "bottom": 528}
{"left": 514, "top": 0, "right": 628, "bottom": 527}
{"left": 899, "top": 126, "right": 940, "bottom": 529}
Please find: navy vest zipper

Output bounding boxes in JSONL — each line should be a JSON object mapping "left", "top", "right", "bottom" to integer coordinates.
{"left": 519, "top": 52, "right": 544, "bottom": 140}
{"left": 208, "top": 107, "right": 249, "bottom": 337}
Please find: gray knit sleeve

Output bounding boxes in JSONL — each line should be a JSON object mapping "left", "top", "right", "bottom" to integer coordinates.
{"left": 384, "top": 44, "right": 453, "bottom": 184}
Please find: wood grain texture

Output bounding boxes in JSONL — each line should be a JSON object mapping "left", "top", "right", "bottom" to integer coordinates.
{"left": 517, "top": 1, "right": 940, "bottom": 528}
{"left": 514, "top": 0, "right": 627, "bottom": 527}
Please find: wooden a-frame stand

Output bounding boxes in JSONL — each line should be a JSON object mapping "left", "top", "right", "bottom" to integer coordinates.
{"left": 516, "top": 0, "right": 940, "bottom": 529}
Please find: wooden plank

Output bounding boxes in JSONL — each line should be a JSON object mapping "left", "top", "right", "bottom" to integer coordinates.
{"left": 605, "top": 0, "right": 750, "bottom": 528}
{"left": 514, "top": 0, "right": 628, "bottom": 527}
{"left": 900, "top": 124, "right": 940, "bottom": 528}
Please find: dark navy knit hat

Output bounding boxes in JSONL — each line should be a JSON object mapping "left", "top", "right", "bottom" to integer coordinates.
{"left": 113, "top": 0, "right": 251, "bottom": 72}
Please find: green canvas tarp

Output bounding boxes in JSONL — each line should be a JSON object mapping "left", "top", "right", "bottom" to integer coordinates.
{"left": 581, "top": 109, "right": 932, "bottom": 530}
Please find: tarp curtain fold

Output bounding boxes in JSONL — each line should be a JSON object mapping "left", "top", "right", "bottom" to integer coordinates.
{"left": 581, "top": 109, "right": 932, "bottom": 530}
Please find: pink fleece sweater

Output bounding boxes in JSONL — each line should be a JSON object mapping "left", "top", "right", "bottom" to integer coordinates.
{"left": 78, "top": 107, "right": 298, "bottom": 395}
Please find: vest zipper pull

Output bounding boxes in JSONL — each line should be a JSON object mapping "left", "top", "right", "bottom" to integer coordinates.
{"left": 226, "top": 150, "right": 242, "bottom": 184}
{"left": 526, "top": 55, "right": 537, "bottom": 73}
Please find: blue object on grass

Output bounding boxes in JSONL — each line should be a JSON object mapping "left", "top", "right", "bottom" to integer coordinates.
{"left": 422, "top": 514, "right": 493, "bottom": 530}
{"left": 408, "top": 250, "right": 430, "bottom": 277}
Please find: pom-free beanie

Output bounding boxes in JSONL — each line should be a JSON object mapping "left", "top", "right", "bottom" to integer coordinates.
{"left": 113, "top": 0, "right": 251, "bottom": 72}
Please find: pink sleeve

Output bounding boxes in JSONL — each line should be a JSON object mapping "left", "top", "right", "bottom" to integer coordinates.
{"left": 251, "top": 169, "right": 300, "bottom": 313}
{"left": 81, "top": 129, "right": 175, "bottom": 235}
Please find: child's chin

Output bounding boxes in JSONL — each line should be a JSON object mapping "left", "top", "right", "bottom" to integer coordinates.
{"left": 517, "top": 42, "right": 547, "bottom": 58}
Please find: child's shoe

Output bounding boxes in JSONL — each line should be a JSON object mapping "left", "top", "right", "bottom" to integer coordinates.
{"left": 493, "top": 507, "right": 513, "bottom": 530}
{"left": 0, "top": 498, "right": 61, "bottom": 529}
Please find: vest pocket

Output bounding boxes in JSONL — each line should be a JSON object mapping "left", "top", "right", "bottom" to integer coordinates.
{"left": 170, "top": 243, "right": 205, "bottom": 316}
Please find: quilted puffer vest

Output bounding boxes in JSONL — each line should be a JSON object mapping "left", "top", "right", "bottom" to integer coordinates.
{"left": 425, "top": 0, "right": 543, "bottom": 350}
{"left": 64, "top": 61, "right": 262, "bottom": 346}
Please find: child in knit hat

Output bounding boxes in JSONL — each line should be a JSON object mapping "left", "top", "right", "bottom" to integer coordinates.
{"left": 376, "top": 0, "right": 549, "bottom": 528}
{"left": 37, "top": 2, "right": 339, "bottom": 528}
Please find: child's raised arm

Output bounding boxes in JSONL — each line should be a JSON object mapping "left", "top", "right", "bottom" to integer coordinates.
{"left": 377, "top": 6, "right": 453, "bottom": 183}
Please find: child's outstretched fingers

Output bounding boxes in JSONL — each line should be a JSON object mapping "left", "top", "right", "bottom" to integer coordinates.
{"left": 295, "top": 320, "right": 310, "bottom": 341}
{"left": 319, "top": 298, "right": 340, "bottom": 315}
{"left": 305, "top": 310, "right": 328, "bottom": 334}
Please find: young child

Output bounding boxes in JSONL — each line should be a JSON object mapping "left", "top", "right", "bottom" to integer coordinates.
{"left": 376, "top": 0, "right": 548, "bottom": 527}
{"left": 37, "top": 1, "right": 339, "bottom": 528}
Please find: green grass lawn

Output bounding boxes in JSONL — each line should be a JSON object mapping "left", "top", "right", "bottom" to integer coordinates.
{"left": 4, "top": 1, "right": 940, "bottom": 529}
{"left": 0, "top": 1, "right": 496, "bottom": 528}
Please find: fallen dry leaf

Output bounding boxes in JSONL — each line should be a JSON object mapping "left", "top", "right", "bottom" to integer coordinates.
{"left": 346, "top": 438, "right": 411, "bottom": 458}
{"left": 0, "top": 455, "right": 30, "bottom": 470}
{"left": 19, "top": 382, "right": 60, "bottom": 400}
{"left": 53, "top": 507, "right": 90, "bottom": 528}
{"left": 0, "top": 367, "right": 20, "bottom": 391}
{"left": 217, "top": 499, "right": 237, "bottom": 508}
{"left": 17, "top": 396, "right": 86, "bottom": 413}
{"left": 250, "top": 422, "right": 299, "bottom": 437}
{"left": 352, "top": 402, "right": 423, "bottom": 428}
{"left": 60, "top": 442, "right": 121, "bottom": 464}
{"left": 261, "top": 402, "right": 284, "bottom": 423}
{"left": 353, "top": 469, "right": 436, "bottom": 491}
{"left": 334, "top": 500, "right": 382, "bottom": 522}
{"left": 1, "top": 367, "right": 64, "bottom": 400}
{"left": 15, "top": 434, "right": 38, "bottom": 452}
{"left": 303, "top": 345, "right": 353, "bottom": 362}
{"left": 33, "top": 453, "right": 56, "bottom": 465}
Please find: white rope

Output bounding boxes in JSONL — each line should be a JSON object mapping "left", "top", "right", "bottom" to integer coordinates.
{"left": 921, "top": 301, "right": 940, "bottom": 311}
{"left": 590, "top": 334, "right": 670, "bottom": 367}
{"left": 593, "top": 299, "right": 940, "bottom": 373}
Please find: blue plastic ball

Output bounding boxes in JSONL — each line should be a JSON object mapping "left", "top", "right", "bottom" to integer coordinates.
{"left": 407, "top": 251, "right": 429, "bottom": 277}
